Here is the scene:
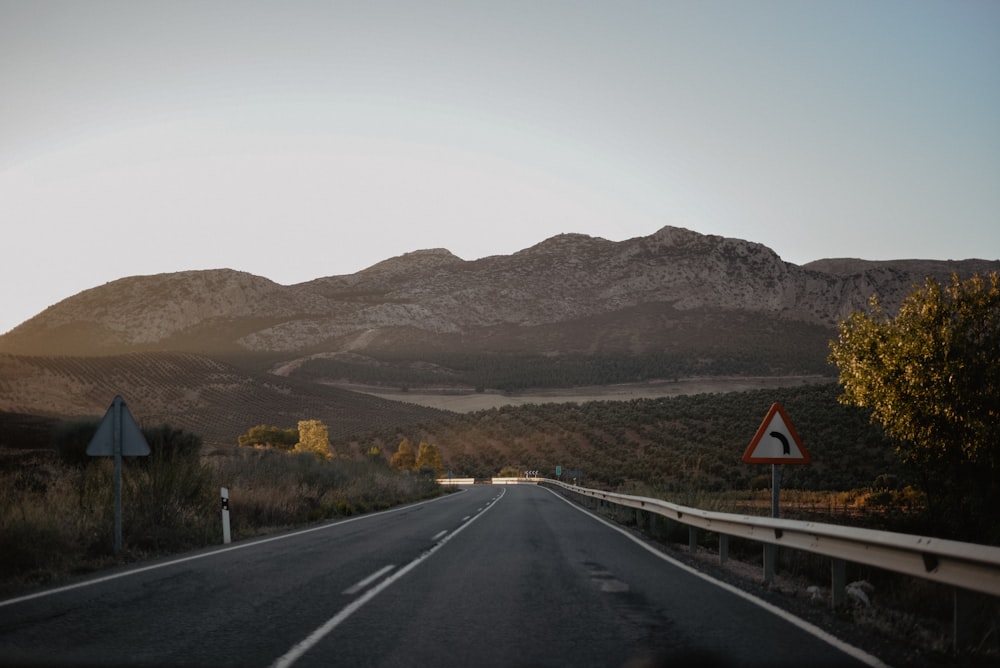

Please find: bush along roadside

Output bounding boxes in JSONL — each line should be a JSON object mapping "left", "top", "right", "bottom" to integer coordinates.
{"left": 0, "top": 425, "right": 446, "bottom": 598}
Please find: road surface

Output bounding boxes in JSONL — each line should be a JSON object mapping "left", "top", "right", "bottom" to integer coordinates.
{"left": 0, "top": 484, "right": 884, "bottom": 667}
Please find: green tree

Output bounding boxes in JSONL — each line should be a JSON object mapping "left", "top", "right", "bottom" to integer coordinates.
{"left": 293, "top": 420, "right": 332, "bottom": 460}
{"left": 390, "top": 438, "right": 416, "bottom": 471}
{"left": 415, "top": 442, "right": 443, "bottom": 474}
{"left": 829, "top": 272, "right": 1000, "bottom": 540}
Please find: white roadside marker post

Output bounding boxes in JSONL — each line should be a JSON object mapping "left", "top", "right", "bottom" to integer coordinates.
{"left": 221, "top": 487, "right": 231, "bottom": 544}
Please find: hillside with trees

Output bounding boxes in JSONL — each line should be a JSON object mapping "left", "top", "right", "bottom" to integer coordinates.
{"left": 335, "top": 383, "right": 902, "bottom": 496}
{"left": 0, "top": 352, "right": 449, "bottom": 450}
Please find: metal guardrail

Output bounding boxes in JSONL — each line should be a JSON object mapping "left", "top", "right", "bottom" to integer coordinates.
{"left": 435, "top": 475, "right": 998, "bottom": 650}
{"left": 543, "top": 478, "right": 1000, "bottom": 597}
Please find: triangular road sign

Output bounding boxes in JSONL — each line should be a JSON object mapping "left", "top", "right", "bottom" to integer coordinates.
{"left": 86, "top": 395, "right": 151, "bottom": 457}
{"left": 742, "top": 402, "right": 810, "bottom": 464}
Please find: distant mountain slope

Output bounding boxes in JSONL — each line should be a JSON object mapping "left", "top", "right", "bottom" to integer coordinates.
{"left": 1, "top": 226, "right": 995, "bottom": 385}
{"left": 802, "top": 257, "right": 1000, "bottom": 278}
{"left": 0, "top": 353, "right": 449, "bottom": 450}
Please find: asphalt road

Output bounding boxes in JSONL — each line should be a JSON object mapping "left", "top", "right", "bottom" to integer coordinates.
{"left": 0, "top": 484, "right": 884, "bottom": 668}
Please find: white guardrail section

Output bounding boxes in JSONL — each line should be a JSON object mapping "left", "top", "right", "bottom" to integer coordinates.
{"left": 542, "top": 479, "right": 1000, "bottom": 600}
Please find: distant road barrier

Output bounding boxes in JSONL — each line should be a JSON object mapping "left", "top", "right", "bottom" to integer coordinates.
{"left": 541, "top": 478, "right": 1000, "bottom": 652}
{"left": 490, "top": 477, "right": 538, "bottom": 485}
{"left": 436, "top": 478, "right": 476, "bottom": 486}
{"left": 434, "top": 477, "right": 542, "bottom": 485}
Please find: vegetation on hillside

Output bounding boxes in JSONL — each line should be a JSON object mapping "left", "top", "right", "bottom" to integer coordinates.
{"left": 0, "top": 352, "right": 450, "bottom": 448}
{"left": 288, "top": 316, "right": 836, "bottom": 391}
{"left": 336, "top": 383, "right": 904, "bottom": 493}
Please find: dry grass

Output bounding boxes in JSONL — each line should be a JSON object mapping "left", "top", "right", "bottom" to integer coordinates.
{"left": 0, "top": 447, "right": 444, "bottom": 598}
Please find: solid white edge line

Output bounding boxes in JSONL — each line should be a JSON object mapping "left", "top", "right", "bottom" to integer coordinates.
{"left": 541, "top": 486, "right": 891, "bottom": 668}
{"left": 271, "top": 488, "right": 506, "bottom": 668}
{"left": 0, "top": 489, "right": 466, "bottom": 609}
{"left": 342, "top": 565, "right": 396, "bottom": 596}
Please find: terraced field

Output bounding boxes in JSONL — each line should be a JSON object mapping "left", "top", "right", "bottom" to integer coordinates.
{"left": 0, "top": 353, "right": 450, "bottom": 451}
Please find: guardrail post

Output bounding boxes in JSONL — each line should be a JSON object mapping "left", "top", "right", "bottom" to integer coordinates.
{"left": 719, "top": 535, "right": 729, "bottom": 564}
{"left": 635, "top": 508, "right": 644, "bottom": 529}
{"left": 831, "top": 558, "right": 846, "bottom": 608}
{"left": 688, "top": 527, "right": 698, "bottom": 552}
{"left": 954, "top": 588, "right": 973, "bottom": 653}
{"left": 763, "top": 544, "right": 776, "bottom": 584}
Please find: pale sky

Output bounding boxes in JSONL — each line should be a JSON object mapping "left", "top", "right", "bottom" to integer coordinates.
{"left": 2, "top": 1, "right": 998, "bottom": 334}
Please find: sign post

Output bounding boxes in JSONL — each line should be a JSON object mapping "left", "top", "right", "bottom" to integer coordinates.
{"left": 86, "top": 395, "right": 150, "bottom": 554}
{"left": 742, "top": 401, "right": 811, "bottom": 516}
{"left": 742, "top": 402, "right": 810, "bottom": 582}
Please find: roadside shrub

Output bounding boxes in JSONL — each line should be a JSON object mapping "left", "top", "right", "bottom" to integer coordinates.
{"left": 208, "top": 448, "right": 443, "bottom": 538}
{"left": 1, "top": 429, "right": 444, "bottom": 595}
{"left": 53, "top": 420, "right": 99, "bottom": 467}
{"left": 0, "top": 463, "right": 105, "bottom": 592}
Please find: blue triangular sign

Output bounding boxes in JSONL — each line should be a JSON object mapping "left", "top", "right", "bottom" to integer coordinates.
{"left": 86, "top": 395, "right": 151, "bottom": 457}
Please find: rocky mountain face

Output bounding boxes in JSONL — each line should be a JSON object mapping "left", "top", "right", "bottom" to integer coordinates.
{"left": 2, "top": 226, "right": 996, "bottom": 380}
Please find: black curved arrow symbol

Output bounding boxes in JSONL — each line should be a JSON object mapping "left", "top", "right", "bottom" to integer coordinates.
{"left": 769, "top": 431, "right": 790, "bottom": 455}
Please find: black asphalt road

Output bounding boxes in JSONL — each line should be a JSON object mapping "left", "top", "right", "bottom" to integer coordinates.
{"left": 0, "top": 485, "right": 882, "bottom": 668}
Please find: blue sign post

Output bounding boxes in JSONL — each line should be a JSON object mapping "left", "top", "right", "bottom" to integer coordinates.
{"left": 86, "top": 395, "right": 150, "bottom": 553}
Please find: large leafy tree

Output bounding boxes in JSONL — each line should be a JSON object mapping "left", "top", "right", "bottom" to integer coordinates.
{"left": 829, "top": 272, "right": 1000, "bottom": 539}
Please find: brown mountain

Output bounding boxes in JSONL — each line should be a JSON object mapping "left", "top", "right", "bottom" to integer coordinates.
{"left": 2, "top": 226, "right": 994, "bottom": 363}
{"left": 0, "top": 225, "right": 995, "bottom": 449}
{"left": 4, "top": 227, "right": 997, "bottom": 363}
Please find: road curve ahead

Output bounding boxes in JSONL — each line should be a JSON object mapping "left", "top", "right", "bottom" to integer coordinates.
{"left": 0, "top": 484, "right": 885, "bottom": 668}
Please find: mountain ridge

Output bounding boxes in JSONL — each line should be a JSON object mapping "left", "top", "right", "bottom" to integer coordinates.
{"left": 2, "top": 225, "right": 996, "bottom": 448}
{"left": 1, "top": 226, "right": 996, "bottom": 374}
